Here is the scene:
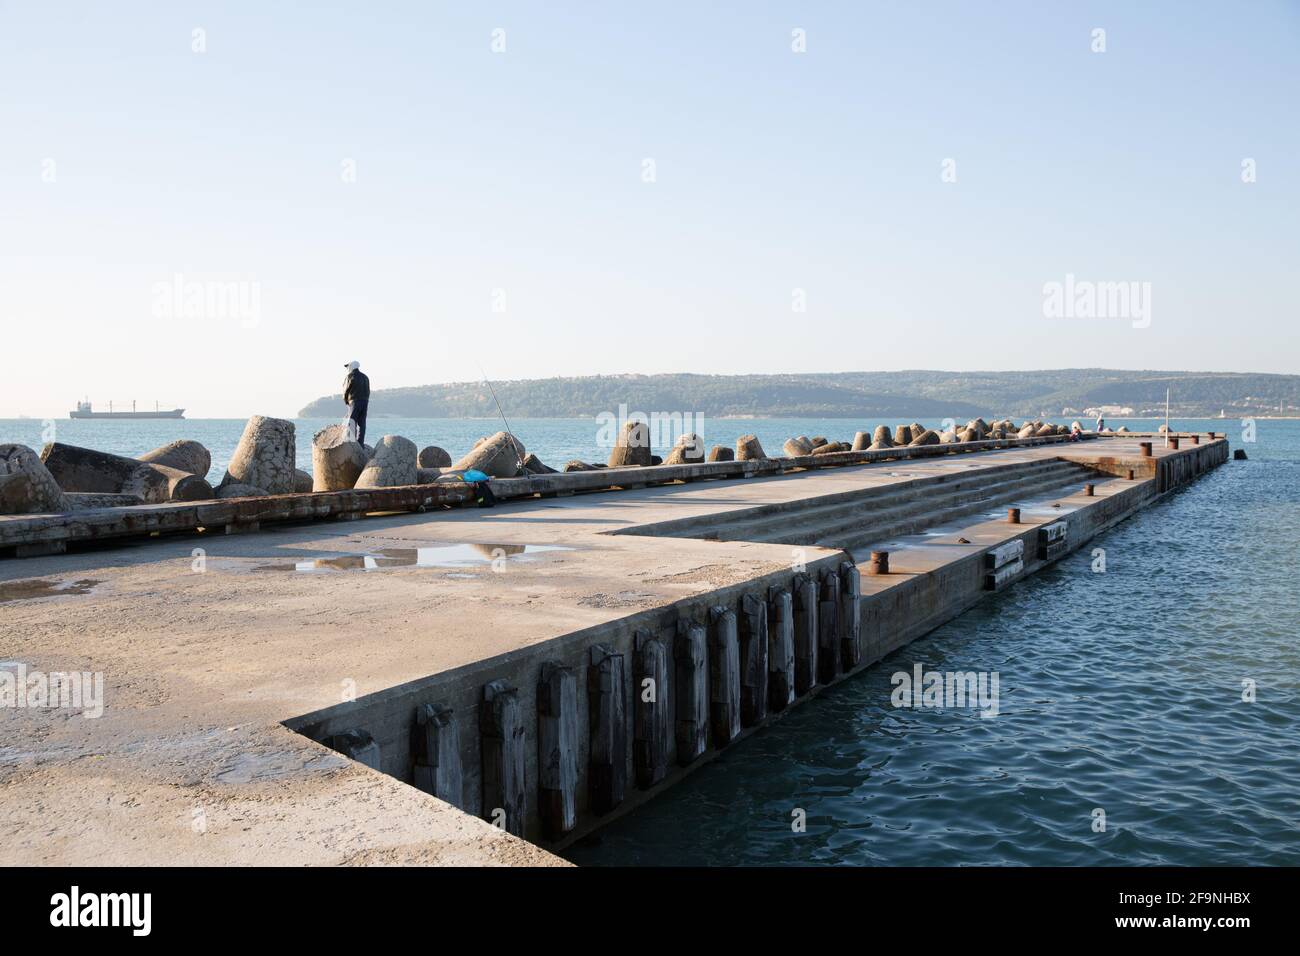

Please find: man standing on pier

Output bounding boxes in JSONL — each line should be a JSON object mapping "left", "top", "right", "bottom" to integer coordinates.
{"left": 343, "top": 360, "right": 370, "bottom": 445}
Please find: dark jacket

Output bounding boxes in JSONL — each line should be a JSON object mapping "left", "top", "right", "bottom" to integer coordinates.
{"left": 343, "top": 369, "right": 370, "bottom": 406}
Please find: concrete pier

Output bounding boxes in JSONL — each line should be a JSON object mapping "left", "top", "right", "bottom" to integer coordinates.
{"left": 0, "top": 434, "right": 1228, "bottom": 865}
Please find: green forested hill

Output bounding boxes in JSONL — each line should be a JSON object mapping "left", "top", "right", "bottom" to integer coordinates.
{"left": 300, "top": 369, "right": 1300, "bottom": 419}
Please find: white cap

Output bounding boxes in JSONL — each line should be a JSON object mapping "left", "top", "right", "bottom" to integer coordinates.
{"left": 344, "top": 360, "right": 360, "bottom": 371}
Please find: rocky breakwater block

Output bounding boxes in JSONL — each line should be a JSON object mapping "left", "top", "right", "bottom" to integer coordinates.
{"left": 418, "top": 446, "right": 452, "bottom": 469}
{"left": 221, "top": 415, "right": 295, "bottom": 495}
{"left": 664, "top": 433, "right": 705, "bottom": 465}
{"left": 294, "top": 469, "right": 313, "bottom": 493}
{"left": 0, "top": 444, "right": 70, "bottom": 514}
{"left": 893, "top": 425, "right": 913, "bottom": 446}
{"left": 522, "top": 453, "right": 557, "bottom": 474}
{"left": 454, "top": 431, "right": 524, "bottom": 478}
{"left": 1034, "top": 424, "right": 1056, "bottom": 437}
{"left": 40, "top": 442, "right": 212, "bottom": 503}
{"left": 1017, "top": 424, "right": 1038, "bottom": 438}
{"left": 354, "top": 435, "right": 419, "bottom": 489}
{"left": 810, "top": 441, "right": 848, "bottom": 455}
{"left": 138, "top": 439, "right": 212, "bottom": 478}
{"left": 735, "top": 434, "right": 767, "bottom": 461}
{"left": 870, "top": 425, "right": 894, "bottom": 448}
{"left": 851, "top": 431, "right": 871, "bottom": 451}
{"left": 564, "top": 460, "right": 604, "bottom": 472}
{"left": 311, "top": 423, "right": 369, "bottom": 492}
{"left": 783, "top": 436, "right": 813, "bottom": 457}
{"left": 909, "top": 429, "right": 940, "bottom": 446}
{"left": 707, "top": 445, "right": 734, "bottom": 462}
{"left": 607, "top": 421, "right": 652, "bottom": 468}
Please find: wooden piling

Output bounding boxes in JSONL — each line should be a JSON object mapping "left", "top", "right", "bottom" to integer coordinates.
{"left": 738, "top": 593, "right": 769, "bottom": 726}
{"left": 479, "top": 680, "right": 526, "bottom": 835}
{"left": 633, "top": 630, "right": 671, "bottom": 789}
{"left": 817, "top": 568, "right": 841, "bottom": 685}
{"left": 708, "top": 606, "right": 742, "bottom": 747}
{"left": 791, "top": 572, "right": 819, "bottom": 696}
{"left": 587, "top": 644, "right": 627, "bottom": 815}
{"left": 839, "top": 561, "right": 862, "bottom": 671}
{"left": 766, "top": 586, "right": 796, "bottom": 711}
{"left": 673, "top": 619, "right": 709, "bottom": 765}
{"left": 537, "top": 662, "right": 578, "bottom": 838}
{"left": 412, "top": 702, "right": 463, "bottom": 809}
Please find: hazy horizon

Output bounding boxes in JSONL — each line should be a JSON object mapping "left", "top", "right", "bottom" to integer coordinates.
{"left": 4, "top": 1, "right": 1297, "bottom": 419}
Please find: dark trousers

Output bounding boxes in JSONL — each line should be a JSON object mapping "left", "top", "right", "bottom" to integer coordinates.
{"left": 349, "top": 399, "right": 369, "bottom": 446}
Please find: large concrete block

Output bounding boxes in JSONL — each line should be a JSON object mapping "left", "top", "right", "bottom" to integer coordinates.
{"left": 221, "top": 415, "right": 296, "bottom": 495}
{"left": 0, "top": 444, "right": 69, "bottom": 514}
{"left": 354, "top": 435, "right": 418, "bottom": 489}
{"left": 138, "top": 440, "right": 211, "bottom": 478}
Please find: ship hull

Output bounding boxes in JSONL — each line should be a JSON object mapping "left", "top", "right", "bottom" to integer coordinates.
{"left": 69, "top": 410, "right": 185, "bottom": 420}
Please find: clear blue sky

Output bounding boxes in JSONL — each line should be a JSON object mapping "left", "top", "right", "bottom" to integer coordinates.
{"left": 2, "top": 1, "right": 1296, "bottom": 417}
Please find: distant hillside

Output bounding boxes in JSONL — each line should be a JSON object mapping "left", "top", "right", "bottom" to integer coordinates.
{"left": 300, "top": 370, "right": 1300, "bottom": 420}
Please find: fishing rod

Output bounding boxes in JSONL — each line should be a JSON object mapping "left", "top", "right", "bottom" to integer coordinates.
{"left": 477, "top": 363, "right": 525, "bottom": 470}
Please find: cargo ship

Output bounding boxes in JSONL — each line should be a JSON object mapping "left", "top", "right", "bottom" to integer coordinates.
{"left": 69, "top": 400, "right": 185, "bottom": 420}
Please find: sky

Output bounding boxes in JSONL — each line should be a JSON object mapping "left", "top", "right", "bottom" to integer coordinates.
{"left": 2, "top": 1, "right": 1297, "bottom": 418}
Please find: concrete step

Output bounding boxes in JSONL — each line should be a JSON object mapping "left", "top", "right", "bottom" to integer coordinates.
{"left": 818, "top": 462, "right": 1097, "bottom": 551}
{"left": 725, "top": 461, "right": 1091, "bottom": 547}
{"left": 663, "top": 458, "right": 1080, "bottom": 543}
{"left": 767, "top": 462, "right": 1089, "bottom": 548}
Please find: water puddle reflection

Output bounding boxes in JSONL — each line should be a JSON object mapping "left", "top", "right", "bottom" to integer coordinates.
{"left": 0, "top": 578, "right": 101, "bottom": 603}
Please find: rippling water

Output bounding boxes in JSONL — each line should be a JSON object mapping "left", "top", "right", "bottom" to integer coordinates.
{"left": 566, "top": 419, "right": 1300, "bottom": 866}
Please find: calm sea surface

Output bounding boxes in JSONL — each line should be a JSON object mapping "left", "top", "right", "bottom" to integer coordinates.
{"left": 4, "top": 415, "right": 1296, "bottom": 865}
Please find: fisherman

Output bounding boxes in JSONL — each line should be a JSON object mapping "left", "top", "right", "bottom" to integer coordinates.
{"left": 1095, "top": 416, "right": 1105, "bottom": 434}
{"left": 343, "top": 360, "right": 370, "bottom": 445}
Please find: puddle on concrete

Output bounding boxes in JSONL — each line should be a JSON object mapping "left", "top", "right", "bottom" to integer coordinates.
{"left": 255, "top": 544, "right": 572, "bottom": 573}
{"left": 0, "top": 578, "right": 101, "bottom": 603}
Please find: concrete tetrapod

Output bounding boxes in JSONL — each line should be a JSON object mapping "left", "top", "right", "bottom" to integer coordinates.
{"left": 418, "top": 446, "right": 452, "bottom": 469}
{"left": 784, "top": 436, "right": 814, "bottom": 457}
{"left": 607, "top": 421, "right": 652, "bottom": 468}
{"left": 664, "top": 433, "right": 705, "bottom": 465}
{"left": 735, "top": 435, "right": 767, "bottom": 461}
{"left": 221, "top": 416, "right": 296, "bottom": 495}
{"left": 0, "top": 444, "right": 70, "bottom": 514}
{"left": 454, "top": 431, "right": 525, "bottom": 477}
{"left": 354, "top": 435, "right": 419, "bottom": 489}
{"left": 138, "top": 440, "right": 211, "bottom": 478}
{"left": 40, "top": 443, "right": 212, "bottom": 503}
{"left": 311, "top": 424, "right": 369, "bottom": 492}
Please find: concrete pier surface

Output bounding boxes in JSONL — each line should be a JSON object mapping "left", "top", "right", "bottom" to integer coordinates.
{"left": 0, "top": 434, "right": 1227, "bottom": 865}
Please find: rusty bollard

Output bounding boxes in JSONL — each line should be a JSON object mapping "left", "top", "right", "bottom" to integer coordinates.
{"left": 867, "top": 551, "right": 890, "bottom": 575}
{"left": 1007, "top": 508, "right": 1021, "bottom": 524}
{"left": 1190, "top": 434, "right": 1200, "bottom": 445}
{"left": 1139, "top": 442, "right": 1153, "bottom": 457}
{"left": 1084, "top": 483, "right": 1095, "bottom": 497}
{"left": 1127, "top": 469, "right": 1135, "bottom": 480}
{"left": 1170, "top": 437, "right": 1180, "bottom": 449}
